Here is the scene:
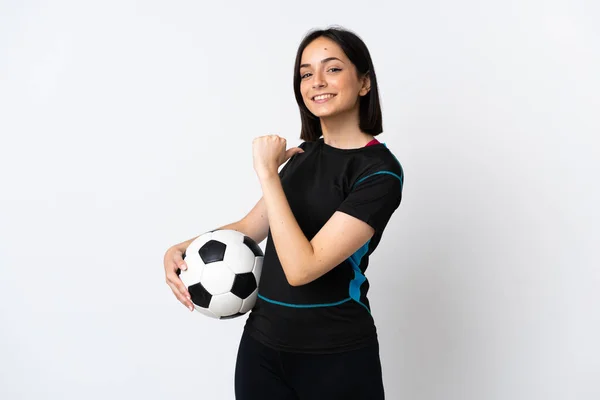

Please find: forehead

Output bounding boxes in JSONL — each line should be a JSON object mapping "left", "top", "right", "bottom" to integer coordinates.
{"left": 300, "top": 37, "right": 346, "bottom": 62}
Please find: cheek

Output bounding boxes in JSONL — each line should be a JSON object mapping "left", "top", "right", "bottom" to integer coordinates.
{"left": 299, "top": 83, "right": 309, "bottom": 98}
{"left": 300, "top": 83, "right": 313, "bottom": 105}
{"left": 335, "top": 76, "right": 357, "bottom": 94}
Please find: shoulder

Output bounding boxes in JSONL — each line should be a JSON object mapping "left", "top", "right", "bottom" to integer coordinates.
{"left": 374, "top": 145, "right": 404, "bottom": 177}
{"left": 355, "top": 145, "right": 404, "bottom": 190}
{"left": 297, "top": 140, "right": 317, "bottom": 151}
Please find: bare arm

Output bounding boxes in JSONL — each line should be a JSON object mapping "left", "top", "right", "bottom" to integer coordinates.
{"left": 259, "top": 173, "right": 374, "bottom": 287}
{"left": 173, "top": 220, "right": 243, "bottom": 251}
{"left": 165, "top": 197, "right": 270, "bottom": 311}
{"left": 174, "top": 197, "right": 270, "bottom": 251}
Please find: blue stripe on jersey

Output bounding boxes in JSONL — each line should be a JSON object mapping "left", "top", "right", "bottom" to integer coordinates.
{"left": 257, "top": 294, "right": 352, "bottom": 308}
{"left": 347, "top": 240, "right": 372, "bottom": 314}
{"left": 257, "top": 241, "right": 373, "bottom": 311}
{"left": 368, "top": 142, "right": 404, "bottom": 189}
{"left": 352, "top": 170, "right": 403, "bottom": 189}
{"left": 382, "top": 142, "right": 403, "bottom": 170}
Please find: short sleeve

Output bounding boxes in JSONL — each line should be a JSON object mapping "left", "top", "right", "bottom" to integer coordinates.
{"left": 336, "top": 171, "right": 403, "bottom": 236}
{"left": 278, "top": 159, "right": 291, "bottom": 179}
{"left": 278, "top": 141, "right": 306, "bottom": 179}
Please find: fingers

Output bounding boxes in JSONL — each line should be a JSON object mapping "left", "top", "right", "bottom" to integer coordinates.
{"left": 171, "top": 249, "right": 188, "bottom": 285}
{"left": 173, "top": 251, "right": 186, "bottom": 271}
{"left": 254, "top": 134, "right": 285, "bottom": 144}
{"left": 166, "top": 277, "right": 194, "bottom": 312}
{"left": 285, "top": 147, "right": 304, "bottom": 159}
{"left": 164, "top": 247, "right": 194, "bottom": 312}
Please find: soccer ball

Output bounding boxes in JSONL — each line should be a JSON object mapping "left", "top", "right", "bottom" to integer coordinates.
{"left": 178, "top": 229, "right": 264, "bottom": 319}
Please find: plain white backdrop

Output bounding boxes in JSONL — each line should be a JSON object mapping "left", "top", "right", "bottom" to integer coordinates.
{"left": 1, "top": 0, "right": 598, "bottom": 399}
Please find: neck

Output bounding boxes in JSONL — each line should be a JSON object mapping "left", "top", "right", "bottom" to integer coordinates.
{"left": 320, "top": 107, "right": 374, "bottom": 149}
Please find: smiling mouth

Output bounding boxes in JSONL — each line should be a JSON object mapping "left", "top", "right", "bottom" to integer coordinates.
{"left": 312, "top": 94, "right": 337, "bottom": 103}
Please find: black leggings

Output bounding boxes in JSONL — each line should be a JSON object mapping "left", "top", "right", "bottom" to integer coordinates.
{"left": 234, "top": 330, "right": 385, "bottom": 400}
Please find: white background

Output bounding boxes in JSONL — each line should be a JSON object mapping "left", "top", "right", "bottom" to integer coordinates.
{"left": 1, "top": 0, "right": 598, "bottom": 399}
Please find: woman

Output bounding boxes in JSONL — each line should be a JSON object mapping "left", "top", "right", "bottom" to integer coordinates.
{"left": 163, "top": 26, "right": 404, "bottom": 399}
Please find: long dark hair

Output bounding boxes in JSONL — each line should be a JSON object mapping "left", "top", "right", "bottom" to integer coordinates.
{"left": 293, "top": 26, "right": 383, "bottom": 142}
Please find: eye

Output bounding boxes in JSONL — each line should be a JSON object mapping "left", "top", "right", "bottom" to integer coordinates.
{"left": 300, "top": 67, "right": 342, "bottom": 80}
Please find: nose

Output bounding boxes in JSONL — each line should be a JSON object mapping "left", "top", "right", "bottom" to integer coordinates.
{"left": 312, "top": 70, "right": 326, "bottom": 89}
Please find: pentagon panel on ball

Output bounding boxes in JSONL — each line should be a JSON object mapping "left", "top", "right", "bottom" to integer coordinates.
{"left": 179, "top": 229, "right": 264, "bottom": 319}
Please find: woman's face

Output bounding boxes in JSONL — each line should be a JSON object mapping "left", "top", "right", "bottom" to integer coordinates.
{"left": 299, "top": 37, "right": 370, "bottom": 119}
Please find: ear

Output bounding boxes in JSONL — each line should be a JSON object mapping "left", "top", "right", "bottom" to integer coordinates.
{"left": 359, "top": 71, "right": 371, "bottom": 97}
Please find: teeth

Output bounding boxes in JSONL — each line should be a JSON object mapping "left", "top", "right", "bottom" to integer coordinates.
{"left": 314, "top": 94, "right": 335, "bottom": 101}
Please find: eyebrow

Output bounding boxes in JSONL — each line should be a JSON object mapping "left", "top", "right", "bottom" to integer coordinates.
{"left": 299, "top": 57, "right": 344, "bottom": 69}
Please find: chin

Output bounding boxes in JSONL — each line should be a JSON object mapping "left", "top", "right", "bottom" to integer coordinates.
{"left": 313, "top": 108, "right": 352, "bottom": 120}
{"left": 306, "top": 105, "right": 340, "bottom": 118}
{"left": 310, "top": 110, "right": 334, "bottom": 118}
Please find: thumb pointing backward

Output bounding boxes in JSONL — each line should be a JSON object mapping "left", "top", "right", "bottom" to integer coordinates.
{"left": 284, "top": 146, "right": 305, "bottom": 162}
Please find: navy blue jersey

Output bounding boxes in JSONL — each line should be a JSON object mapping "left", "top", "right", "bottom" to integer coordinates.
{"left": 244, "top": 137, "right": 404, "bottom": 354}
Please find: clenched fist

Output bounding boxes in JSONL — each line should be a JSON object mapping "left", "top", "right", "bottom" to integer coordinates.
{"left": 252, "top": 135, "right": 304, "bottom": 179}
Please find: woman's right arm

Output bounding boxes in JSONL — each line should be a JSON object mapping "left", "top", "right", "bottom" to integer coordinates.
{"left": 173, "top": 195, "right": 269, "bottom": 252}
{"left": 164, "top": 196, "right": 270, "bottom": 311}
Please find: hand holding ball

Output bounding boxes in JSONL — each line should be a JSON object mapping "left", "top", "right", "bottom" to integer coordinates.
{"left": 179, "top": 230, "right": 264, "bottom": 319}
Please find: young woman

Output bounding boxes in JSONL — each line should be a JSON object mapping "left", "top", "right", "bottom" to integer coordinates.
{"left": 164, "top": 26, "right": 404, "bottom": 399}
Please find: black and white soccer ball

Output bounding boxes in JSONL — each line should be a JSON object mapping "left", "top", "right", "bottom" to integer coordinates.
{"left": 178, "top": 229, "right": 264, "bottom": 319}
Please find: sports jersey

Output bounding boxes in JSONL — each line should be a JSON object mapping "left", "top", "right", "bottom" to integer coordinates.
{"left": 244, "top": 137, "right": 404, "bottom": 354}
{"left": 365, "top": 138, "right": 380, "bottom": 147}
